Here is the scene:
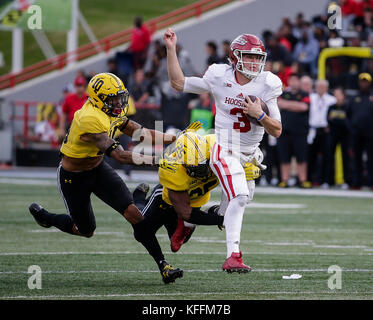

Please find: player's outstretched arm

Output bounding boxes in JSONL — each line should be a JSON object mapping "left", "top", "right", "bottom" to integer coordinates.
{"left": 163, "top": 28, "right": 185, "bottom": 92}
{"left": 120, "top": 118, "right": 176, "bottom": 145}
{"left": 80, "top": 132, "right": 156, "bottom": 166}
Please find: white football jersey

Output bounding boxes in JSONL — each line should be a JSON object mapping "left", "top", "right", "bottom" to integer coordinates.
{"left": 184, "top": 64, "right": 282, "bottom": 153}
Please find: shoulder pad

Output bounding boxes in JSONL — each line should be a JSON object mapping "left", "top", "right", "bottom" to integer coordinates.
{"left": 206, "top": 63, "right": 231, "bottom": 78}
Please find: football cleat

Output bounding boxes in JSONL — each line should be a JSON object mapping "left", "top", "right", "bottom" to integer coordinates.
{"left": 28, "top": 203, "right": 51, "bottom": 228}
{"left": 222, "top": 251, "right": 251, "bottom": 273}
{"left": 278, "top": 181, "right": 289, "bottom": 188}
{"left": 299, "top": 181, "right": 312, "bottom": 189}
{"left": 170, "top": 219, "right": 192, "bottom": 252}
{"left": 160, "top": 261, "right": 183, "bottom": 284}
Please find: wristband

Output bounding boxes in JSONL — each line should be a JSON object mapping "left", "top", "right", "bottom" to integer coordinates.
{"left": 257, "top": 112, "right": 266, "bottom": 121}
{"left": 105, "top": 141, "right": 120, "bottom": 156}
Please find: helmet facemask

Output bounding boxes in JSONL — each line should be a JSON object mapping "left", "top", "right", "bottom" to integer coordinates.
{"left": 233, "top": 50, "right": 267, "bottom": 80}
{"left": 98, "top": 89, "right": 129, "bottom": 117}
{"left": 185, "top": 159, "right": 210, "bottom": 178}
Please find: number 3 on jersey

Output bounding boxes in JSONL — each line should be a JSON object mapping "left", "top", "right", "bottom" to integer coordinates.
{"left": 230, "top": 107, "right": 251, "bottom": 132}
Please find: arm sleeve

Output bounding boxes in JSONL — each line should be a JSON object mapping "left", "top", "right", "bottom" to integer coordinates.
{"left": 183, "top": 76, "right": 211, "bottom": 94}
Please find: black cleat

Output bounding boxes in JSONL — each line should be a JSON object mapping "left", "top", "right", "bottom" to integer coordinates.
{"left": 160, "top": 262, "right": 183, "bottom": 284}
{"left": 29, "top": 203, "right": 51, "bottom": 228}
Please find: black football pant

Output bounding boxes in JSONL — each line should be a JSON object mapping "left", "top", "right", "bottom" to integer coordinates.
{"left": 55, "top": 160, "right": 133, "bottom": 235}
{"left": 351, "top": 134, "right": 373, "bottom": 187}
{"left": 308, "top": 128, "right": 330, "bottom": 184}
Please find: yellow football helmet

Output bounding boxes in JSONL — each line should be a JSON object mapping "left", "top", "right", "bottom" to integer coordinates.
{"left": 174, "top": 132, "right": 213, "bottom": 178}
{"left": 87, "top": 72, "right": 129, "bottom": 117}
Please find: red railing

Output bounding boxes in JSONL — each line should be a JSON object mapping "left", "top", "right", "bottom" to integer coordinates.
{"left": 0, "top": 0, "right": 234, "bottom": 91}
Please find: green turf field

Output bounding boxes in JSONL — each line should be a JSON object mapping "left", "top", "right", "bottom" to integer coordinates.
{"left": 0, "top": 181, "right": 373, "bottom": 300}
{"left": 0, "top": 0, "right": 195, "bottom": 75}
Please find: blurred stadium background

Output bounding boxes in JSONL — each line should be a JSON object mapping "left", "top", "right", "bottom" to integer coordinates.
{"left": 0, "top": 0, "right": 373, "bottom": 300}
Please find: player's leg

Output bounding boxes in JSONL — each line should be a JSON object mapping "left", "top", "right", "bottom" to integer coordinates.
{"left": 29, "top": 164, "right": 96, "bottom": 237}
{"left": 210, "top": 143, "right": 251, "bottom": 272}
{"left": 132, "top": 184, "right": 183, "bottom": 284}
{"left": 277, "top": 131, "right": 291, "bottom": 187}
{"left": 92, "top": 161, "right": 143, "bottom": 224}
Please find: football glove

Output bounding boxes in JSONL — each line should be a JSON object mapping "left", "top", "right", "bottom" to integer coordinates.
{"left": 176, "top": 121, "right": 203, "bottom": 139}
{"left": 244, "top": 162, "right": 261, "bottom": 181}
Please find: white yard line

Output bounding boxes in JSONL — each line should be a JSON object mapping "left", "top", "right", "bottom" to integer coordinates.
{"left": 0, "top": 251, "right": 372, "bottom": 256}
{"left": 2, "top": 291, "right": 372, "bottom": 299}
{"left": 1, "top": 268, "right": 372, "bottom": 275}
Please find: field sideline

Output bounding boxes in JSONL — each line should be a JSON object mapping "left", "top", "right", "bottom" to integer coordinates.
{"left": 1, "top": 176, "right": 373, "bottom": 300}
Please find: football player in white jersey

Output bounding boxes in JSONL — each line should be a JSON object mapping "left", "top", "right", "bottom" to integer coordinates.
{"left": 163, "top": 28, "right": 283, "bottom": 272}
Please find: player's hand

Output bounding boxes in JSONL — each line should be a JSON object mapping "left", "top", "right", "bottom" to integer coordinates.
{"left": 179, "top": 121, "right": 203, "bottom": 136}
{"left": 244, "top": 162, "right": 261, "bottom": 181}
{"left": 163, "top": 28, "right": 177, "bottom": 51}
{"left": 242, "top": 96, "right": 263, "bottom": 119}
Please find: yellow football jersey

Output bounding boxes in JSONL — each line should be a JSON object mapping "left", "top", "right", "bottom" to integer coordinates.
{"left": 60, "top": 100, "right": 127, "bottom": 158}
{"left": 158, "top": 161, "right": 219, "bottom": 208}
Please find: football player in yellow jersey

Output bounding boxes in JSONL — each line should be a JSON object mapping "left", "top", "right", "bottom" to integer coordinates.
{"left": 132, "top": 132, "right": 260, "bottom": 283}
{"left": 28, "top": 72, "right": 180, "bottom": 240}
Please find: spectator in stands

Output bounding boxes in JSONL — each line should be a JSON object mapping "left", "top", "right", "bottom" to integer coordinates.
{"left": 328, "top": 30, "right": 345, "bottom": 48}
{"left": 107, "top": 57, "right": 126, "bottom": 83}
{"left": 128, "top": 68, "right": 153, "bottom": 105}
{"left": 221, "top": 40, "right": 231, "bottom": 64}
{"left": 300, "top": 75, "right": 314, "bottom": 94}
{"left": 308, "top": 79, "right": 337, "bottom": 188}
{"left": 205, "top": 41, "right": 221, "bottom": 68}
{"left": 292, "top": 12, "right": 306, "bottom": 39}
{"left": 278, "top": 23, "right": 298, "bottom": 52}
{"left": 293, "top": 27, "right": 319, "bottom": 76}
{"left": 354, "top": 6, "right": 373, "bottom": 41}
{"left": 143, "top": 40, "right": 165, "bottom": 78}
{"left": 277, "top": 73, "right": 311, "bottom": 188}
{"left": 327, "top": 88, "right": 351, "bottom": 188}
{"left": 347, "top": 72, "right": 373, "bottom": 189}
{"left": 273, "top": 61, "right": 293, "bottom": 87}
{"left": 130, "top": 16, "right": 151, "bottom": 70}
{"left": 263, "top": 31, "right": 293, "bottom": 65}
{"left": 156, "top": 44, "right": 196, "bottom": 131}
{"left": 58, "top": 76, "right": 88, "bottom": 141}
{"left": 337, "top": 0, "right": 357, "bottom": 31}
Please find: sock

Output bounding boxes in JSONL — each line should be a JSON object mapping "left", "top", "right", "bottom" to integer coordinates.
{"left": 44, "top": 211, "right": 74, "bottom": 234}
{"left": 133, "top": 222, "right": 165, "bottom": 269}
{"left": 187, "top": 208, "right": 224, "bottom": 225}
{"left": 224, "top": 195, "right": 248, "bottom": 258}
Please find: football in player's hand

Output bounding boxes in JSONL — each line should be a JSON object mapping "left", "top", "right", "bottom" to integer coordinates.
{"left": 245, "top": 95, "right": 269, "bottom": 127}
